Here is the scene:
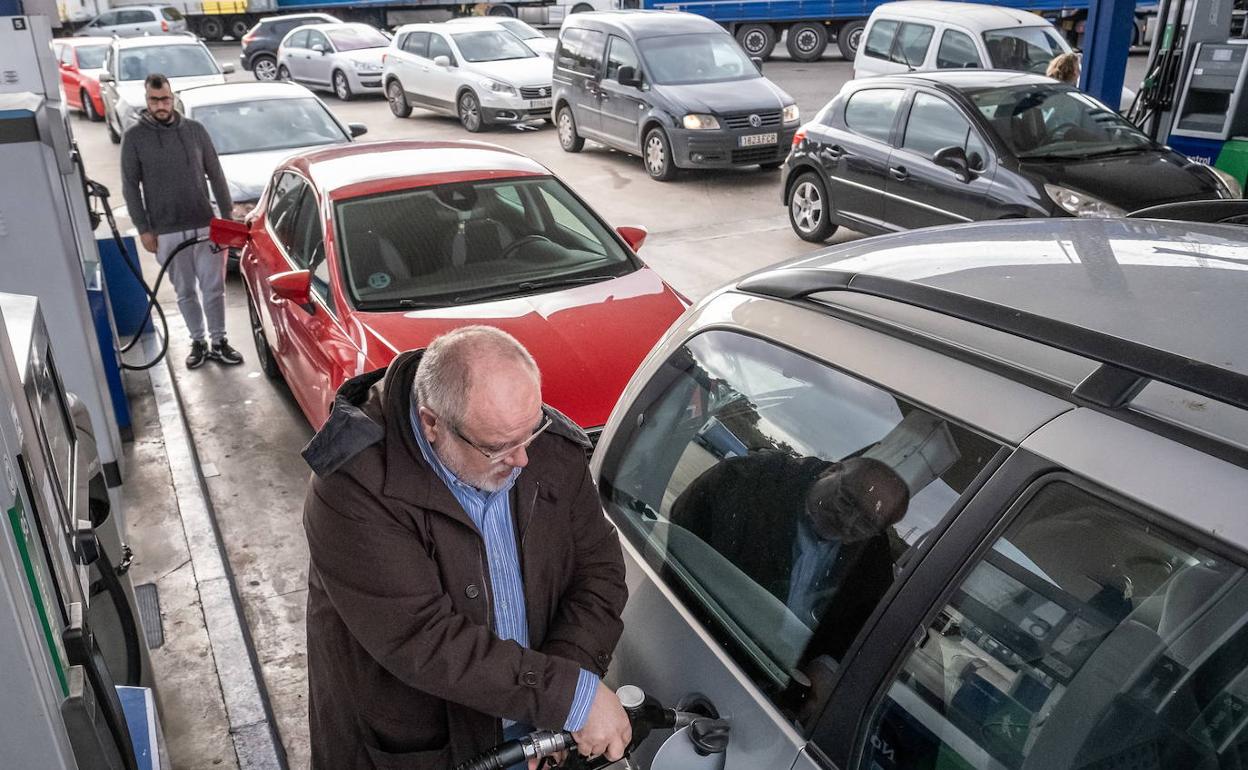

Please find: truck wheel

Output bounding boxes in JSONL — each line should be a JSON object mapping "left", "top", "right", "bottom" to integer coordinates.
{"left": 198, "top": 16, "right": 224, "bottom": 41}
{"left": 229, "top": 16, "right": 250, "bottom": 40}
{"left": 488, "top": 4, "right": 516, "bottom": 16}
{"left": 571, "top": 2, "right": 594, "bottom": 12}
{"left": 786, "top": 22, "right": 828, "bottom": 62}
{"left": 836, "top": 19, "right": 866, "bottom": 60}
{"left": 735, "top": 23, "right": 777, "bottom": 60}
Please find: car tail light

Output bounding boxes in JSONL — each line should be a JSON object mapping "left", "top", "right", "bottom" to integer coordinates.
{"left": 793, "top": 128, "right": 806, "bottom": 147}
{"left": 242, "top": 31, "right": 257, "bottom": 46}
{"left": 381, "top": 53, "right": 387, "bottom": 63}
{"left": 161, "top": 19, "right": 169, "bottom": 31}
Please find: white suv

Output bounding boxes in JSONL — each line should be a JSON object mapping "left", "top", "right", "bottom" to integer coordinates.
{"left": 383, "top": 20, "right": 554, "bottom": 133}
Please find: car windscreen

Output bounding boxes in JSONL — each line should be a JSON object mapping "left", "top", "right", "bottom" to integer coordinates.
{"left": 499, "top": 19, "right": 543, "bottom": 41}
{"left": 335, "top": 176, "right": 637, "bottom": 310}
{"left": 118, "top": 45, "right": 218, "bottom": 80}
{"left": 192, "top": 97, "right": 347, "bottom": 155}
{"left": 983, "top": 27, "right": 1068, "bottom": 73}
{"left": 451, "top": 30, "right": 536, "bottom": 62}
{"left": 638, "top": 33, "right": 760, "bottom": 86}
{"left": 326, "top": 26, "right": 389, "bottom": 51}
{"left": 76, "top": 45, "right": 108, "bottom": 69}
{"left": 969, "top": 84, "right": 1154, "bottom": 160}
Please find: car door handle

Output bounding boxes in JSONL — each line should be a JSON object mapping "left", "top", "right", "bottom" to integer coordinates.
{"left": 889, "top": 165, "right": 910, "bottom": 181}
{"left": 822, "top": 144, "right": 845, "bottom": 160}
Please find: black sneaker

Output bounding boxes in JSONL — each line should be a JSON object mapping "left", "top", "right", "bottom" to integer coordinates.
{"left": 186, "top": 340, "right": 208, "bottom": 370}
{"left": 210, "top": 338, "right": 244, "bottom": 366}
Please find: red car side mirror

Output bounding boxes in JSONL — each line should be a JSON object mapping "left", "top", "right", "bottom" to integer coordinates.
{"left": 616, "top": 225, "right": 648, "bottom": 253}
{"left": 269, "top": 270, "right": 313, "bottom": 308}
{"left": 210, "top": 217, "right": 249, "bottom": 249}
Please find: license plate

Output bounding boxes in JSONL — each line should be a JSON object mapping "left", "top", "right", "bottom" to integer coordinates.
{"left": 739, "top": 132, "right": 777, "bottom": 147}
{"left": 529, "top": 98, "right": 553, "bottom": 110}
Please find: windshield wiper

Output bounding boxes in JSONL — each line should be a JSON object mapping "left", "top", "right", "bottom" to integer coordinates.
{"left": 452, "top": 275, "right": 614, "bottom": 304}
{"left": 355, "top": 298, "right": 447, "bottom": 311}
{"left": 1019, "top": 146, "right": 1151, "bottom": 161}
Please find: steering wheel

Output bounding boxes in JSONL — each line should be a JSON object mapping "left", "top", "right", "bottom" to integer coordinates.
{"left": 1048, "top": 122, "right": 1081, "bottom": 142}
{"left": 500, "top": 234, "right": 555, "bottom": 260}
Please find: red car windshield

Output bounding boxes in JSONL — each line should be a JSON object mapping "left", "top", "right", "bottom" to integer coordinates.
{"left": 334, "top": 177, "right": 637, "bottom": 310}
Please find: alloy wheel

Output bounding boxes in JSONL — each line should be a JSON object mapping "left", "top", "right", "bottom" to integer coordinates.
{"left": 791, "top": 180, "right": 824, "bottom": 234}
{"left": 253, "top": 57, "right": 278, "bottom": 81}
{"left": 459, "top": 92, "right": 481, "bottom": 132}
{"left": 387, "top": 81, "right": 410, "bottom": 117}
{"left": 334, "top": 72, "right": 351, "bottom": 101}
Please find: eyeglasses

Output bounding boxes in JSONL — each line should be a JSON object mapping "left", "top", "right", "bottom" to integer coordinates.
{"left": 450, "top": 415, "right": 552, "bottom": 463}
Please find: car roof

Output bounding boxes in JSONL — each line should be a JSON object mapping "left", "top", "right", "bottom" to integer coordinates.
{"left": 736, "top": 218, "right": 1248, "bottom": 453}
{"left": 113, "top": 35, "right": 205, "bottom": 49}
{"left": 259, "top": 12, "right": 337, "bottom": 24}
{"left": 294, "top": 22, "right": 378, "bottom": 32}
{"left": 852, "top": 68, "right": 1058, "bottom": 91}
{"left": 871, "top": 0, "right": 1055, "bottom": 27}
{"left": 564, "top": 10, "right": 724, "bottom": 38}
{"left": 396, "top": 19, "right": 502, "bottom": 33}
{"left": 177, "top": 81, "right": 318, "bottom": 108}
{"left": 289, "top": 139, "right": 547, "bottom": 195}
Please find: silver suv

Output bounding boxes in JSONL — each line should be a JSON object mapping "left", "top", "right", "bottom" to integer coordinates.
{"left": 590, "top": 217, "right": 1248, "bottom": 769}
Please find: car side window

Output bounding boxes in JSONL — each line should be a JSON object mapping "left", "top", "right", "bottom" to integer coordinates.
{"left": 864, "top": 19, "right": 899, "bottom": 61}
{"left": 860, "top": 479, "right": 1248, "bottom": 770}
{"left": 557, "top": 27, "right": 606, "bottom": 75}
{"left": 605, "top": 35, "right": 640, "bottom": 82}
{"left": 426, "top": 33, "right": 450, "bottom": 62}
{"left": 844, "top": 88, "right": 905, "bottom": 144}
{"left": 95, "top": 11, "right": 118, "bottom": 26}
{"left": 60, "top": 46, "right": 76, "bottom": 67}
{"left": 287, "top": 30, "right": 309, "bottom": 50}
{"left": 161, "top": 7, "right": 182, "bottom": 21}
{"left": 903, "top": 92, "right": 973, "bottom": 159}
{"left": 892, "top": 22, "right": 934, "bottom": 67}
{"left": 267, "top": 173, "right": 305, "bottom": 254}
{"left": 288, "top": 187, "right": 333, "bottom": 311}
{"left": 307, "top": 31, "right": 329, "bottom": 52}
{"left": 402, "top": 30, "right": 429, "bottom": 58}
{"left": 937, "top": 28, "right": 981, "bottom": 68}
{"left": 598, "top": 330, "right": 1003, "bottom": 723}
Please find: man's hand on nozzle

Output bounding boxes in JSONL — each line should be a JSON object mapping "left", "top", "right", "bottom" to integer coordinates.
{"left": 572, "top": 681, "right": 632, "bottom": 762}
{"left": 140, "top": 232, "right": 157, "bottom": 253}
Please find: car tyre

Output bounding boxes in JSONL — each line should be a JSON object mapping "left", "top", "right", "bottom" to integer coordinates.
{"left": 557, "top": 106, "right": 584, "bottom": 152}
{"left": 386, "top": 80, "right": 412, "bottom": 117}
{"left": 788, "top": 172, "right": 837, "bottom": 242}
{"left": 643, "top": 126, "right": 677, "bottom": 182}
{"left": 252, "top": 54, "right": 278, "bottom": 81}
{"left": 837, "top": 19, "right": 866, "bottom": 60}
{"left": 787, "top": 22, "right": 828, "bottom": 62}
{"left": 488, "top": 4, "right": 516, "bottom": 15}
{"left": 333, "top": 70, "right": 354, "bottom": 101}
{"left": 277, "top": 63, "right": 291, "bottom": 81}
{"left": 106, "top": 108, "right": 121, "bottom": 144}
{"left": 458, "top": 90, "right": 484, "bottom": 132}
{"left": 245, "top": 285, "right": 282, "bottom": 381}
{"left": 81, "top": 90, "right": 102, "bottom": 122}
{"left": 571, "top": 2, "right": 594, "bottom": 12}
{"left": 735, "top": 23, "right": 777, "bottom": 60}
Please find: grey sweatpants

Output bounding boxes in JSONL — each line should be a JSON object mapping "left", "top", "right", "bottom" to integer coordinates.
{"left": 156, "top": 227, "right": 225, "bottom": 344}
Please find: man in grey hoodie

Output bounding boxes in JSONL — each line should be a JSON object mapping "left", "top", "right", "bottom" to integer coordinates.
{"left": 121, "top": 72, "right": 243, "bottom": 369}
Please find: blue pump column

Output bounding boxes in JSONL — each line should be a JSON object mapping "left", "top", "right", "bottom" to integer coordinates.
{"left": 1081, "top": 0, "right": 1139, "bottom": 109}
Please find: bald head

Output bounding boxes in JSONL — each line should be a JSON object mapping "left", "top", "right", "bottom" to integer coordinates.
{"left": 805, "top": 458, "right": 909, "bottom": 543}
{"left": 413, "top": 325, "right": 540, "bottom": 427}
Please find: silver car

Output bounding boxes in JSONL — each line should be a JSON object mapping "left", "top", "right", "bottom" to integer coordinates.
{"left": 276, "top": 22, "right": 389, "bottom": 101}
{"left": 76, "top": 5, "right": 188, "bottom": 38}
{"left": 99, "top": 35, "right": 232, "bottom": 143}
{"left": 588, "top": 217, "right": 1248, "bottom": 769}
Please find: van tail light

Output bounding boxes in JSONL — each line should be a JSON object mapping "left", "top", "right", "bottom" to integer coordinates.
{"left": 793, "top": 128, "right": 806, "bottom": 147}
{"left": 161, "top": 19, "right": 169, "bottom": 31}
{"left": 381, "top": 53, "right": 387, "bottom": 63}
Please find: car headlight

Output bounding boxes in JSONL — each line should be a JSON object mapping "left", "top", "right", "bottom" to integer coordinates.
{"left": 479, "top": 78, "right": 517, "bottom": 97}
{"left": 682, "top": 114, "right": 720, "bottom": 130}
{"left": 1208, "top": 165, "right": 1243, "bottom": 199}
{"left": 231, "top": 201, "right": 256, "bottom": 221}
{"left": 1045, "top": 184, "right": 1127, "bottom": 218}
{"left": 783, "top": 104, "right": 800, "bottom": 124}
{"left": 350, "top": 60, "right": 381, "bottom": 73}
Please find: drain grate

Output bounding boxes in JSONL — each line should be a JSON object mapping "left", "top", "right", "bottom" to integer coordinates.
{"left": 133, "top": 583, "right": 165, "bottom": 649}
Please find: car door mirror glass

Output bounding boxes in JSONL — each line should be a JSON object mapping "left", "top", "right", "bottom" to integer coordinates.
{"left": 348, "top": 122, "right": 368, "bottom": 138}
{"left": 433, "top": 54, "right": 451, "bottom": 67}
{"left": 933, "top": 145, "right": 973, "bottom": 180}
{"left": 616, "top": 65, "right": 641, "bottom": 88}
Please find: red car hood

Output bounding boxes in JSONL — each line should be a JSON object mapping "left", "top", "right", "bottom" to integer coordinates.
{"left": 352, "top": 267, "right": 686, "bottom": 429}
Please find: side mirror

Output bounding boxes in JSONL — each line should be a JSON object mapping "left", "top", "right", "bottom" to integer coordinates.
{"left": 616, "top": 225, "right": 648, "bottom": 253}
{"left": 269, "top": 269, "right": 314, "bottom": 309}
{"left": 222, "top": 63, "right": 236, "bottom": 74}
{"left": 616, "top": 65, "right": 642, "bottom": 88}
{"left": 98, "top": 72, "right": 114, "bottom": 83}
{"left": 751, "top": 56, "right": 764, "bottom": 72}
{"left": 348, "top": 122, "right": 368, "bottom": 137}
{"left": 433, "top": 55, "right": 451, "bottom": 68}
{"left": 933, "top": 145, "right": 974, "bottom": 182}
{"left": 209, "top": 217, "right": 249, "bottom": 249}
{"left": 312, "top": 43, "right": 326, "bottom": 54}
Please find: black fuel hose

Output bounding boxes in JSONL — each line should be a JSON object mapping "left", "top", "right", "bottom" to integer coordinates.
{"left": 89, "top": 539, "right": 143, "bottom": 687}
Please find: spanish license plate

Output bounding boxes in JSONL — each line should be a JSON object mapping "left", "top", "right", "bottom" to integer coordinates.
{"left": 739, "top": 132, "right": 777, "bottom": 147}
{"left": 529, "top": 98, "right": 553, "bottom": 110}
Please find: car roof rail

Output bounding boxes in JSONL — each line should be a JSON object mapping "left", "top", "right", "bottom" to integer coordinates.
{"left": 736, "top": 268, "right": 1248, "bottom": 412}
{"left": 1128, "top": 199, "right": 1248, "bottom": 226}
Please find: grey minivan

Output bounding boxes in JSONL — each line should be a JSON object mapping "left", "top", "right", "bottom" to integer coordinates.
{"left": 553, "top": 10, "right": 800, "bottom": 181}
{"left": 588, "top": 217, "right": 1248, "bottom": 769}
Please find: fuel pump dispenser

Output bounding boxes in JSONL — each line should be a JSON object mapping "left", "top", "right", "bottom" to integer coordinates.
{"left": 0, "top": 293, "right": 154, "bottom": 769}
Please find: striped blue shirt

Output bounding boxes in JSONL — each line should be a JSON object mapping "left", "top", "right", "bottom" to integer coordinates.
{"left": 411, "top": 404, "right": 598, "bottom": 732}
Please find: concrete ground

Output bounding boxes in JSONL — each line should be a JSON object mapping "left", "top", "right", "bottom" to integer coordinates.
{"left": 80, "top": 38, "right": 1148, "bottom": 768}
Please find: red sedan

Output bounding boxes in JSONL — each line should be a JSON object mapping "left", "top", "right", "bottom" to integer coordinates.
{"left": 227, "top": 140, "right": 688, "bottom": 432}
{"left": 53, "top": 37, "right": 111, "bottom": 122}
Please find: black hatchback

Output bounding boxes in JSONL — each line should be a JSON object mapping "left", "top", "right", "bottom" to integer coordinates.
{"left": 782, "top": 71, "right": 1240, "bottom": 242}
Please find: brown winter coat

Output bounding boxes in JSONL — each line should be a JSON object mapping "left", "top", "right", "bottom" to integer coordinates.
{"left": 301, "top": 350, "right": 627, "bottom": 768}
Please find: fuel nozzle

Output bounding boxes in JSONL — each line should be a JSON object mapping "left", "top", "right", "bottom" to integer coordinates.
{"left": 616, "top": 684, "right": 674, "bottom": 752}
